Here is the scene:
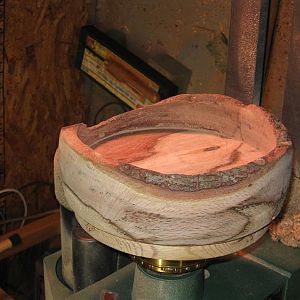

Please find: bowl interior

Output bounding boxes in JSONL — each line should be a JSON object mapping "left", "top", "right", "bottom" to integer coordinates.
{"left": 94, "top": 128, "right": 271, "bottom": 175}
{"left": 86, "top": 96, "right": 278, "bottom": 176}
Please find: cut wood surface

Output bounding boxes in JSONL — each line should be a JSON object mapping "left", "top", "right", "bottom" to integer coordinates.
{"left": 55, "top": 94, "right": 293, "bottom": 260}
{"left": 95, "top": 131, "right": 265, "bottom": 175}
{"left": 77, "top": 216, "right": 268, "bottom": 260}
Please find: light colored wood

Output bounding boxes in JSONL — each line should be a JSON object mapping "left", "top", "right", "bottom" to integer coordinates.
{"left": 0, "top": 212, "right": 60, "bottom": 261}
{"left": 0, "top": 239, "right": 13, "bottom": 254}
{"left": 55, "top": 94, "right": 293, "bottom": 259}
{"left": 77, "top": 216, "right": 268, "bottom": 260}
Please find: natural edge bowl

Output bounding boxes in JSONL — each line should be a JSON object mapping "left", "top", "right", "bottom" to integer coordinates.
{"left": 54, "top": 94, "right": 293, "bottom": 260}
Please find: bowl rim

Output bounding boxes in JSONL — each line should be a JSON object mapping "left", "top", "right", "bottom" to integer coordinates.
{"left": 61, "top": 94, "right": 292, "bottom": 192}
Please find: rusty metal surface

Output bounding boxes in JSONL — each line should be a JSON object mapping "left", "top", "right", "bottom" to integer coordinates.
{"left": 282, "top": 1, "right": 300, "bottom": 159}
{"left": 262, "top": 0, "right": 293, "bottom": 118}
{"left": 225, "top": 0, "right": 270, "bottom": 105}
{"left": 268, "top": 0, "right": 300, "bottom": 248}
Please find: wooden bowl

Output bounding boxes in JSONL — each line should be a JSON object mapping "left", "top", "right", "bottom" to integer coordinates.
{"left": 55, "top": 94, "right": 293, "bottom": 260}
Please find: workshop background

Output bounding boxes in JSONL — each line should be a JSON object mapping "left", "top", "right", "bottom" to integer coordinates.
{"left": 0, "top": 0, "right": 299, "bottom": 299}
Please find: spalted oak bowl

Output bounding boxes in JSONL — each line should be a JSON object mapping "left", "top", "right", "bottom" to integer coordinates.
{"left": 55, "top": 94, "right": 293, "bottom": 260}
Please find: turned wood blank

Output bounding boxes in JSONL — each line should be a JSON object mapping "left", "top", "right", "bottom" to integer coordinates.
{"left": 55, "top": 94, "right": 293, "bottom": 260}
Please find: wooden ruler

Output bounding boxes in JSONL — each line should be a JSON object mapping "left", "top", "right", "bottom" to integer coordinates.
{"left": 0, "top": 0, "right": 4, "bottom": 186}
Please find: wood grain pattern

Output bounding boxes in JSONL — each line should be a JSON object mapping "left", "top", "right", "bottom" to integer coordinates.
{"left": 95, "top": 131, "right": 265, "bottom": 175}
{"left": 4, "top": 0, "right": 88, "bottom": 220}
{"left": 77, "top": 216, "right": 268, "bottom": 260}
{"left": 55, "top": 94, "right": 293, "bottom": 259}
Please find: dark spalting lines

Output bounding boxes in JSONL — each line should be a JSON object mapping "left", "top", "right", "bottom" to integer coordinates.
{"left": 230, "top": 207, "right": 254, "bottom": 240}
{"left": 180, "top": 145, "right": 222, "bottom": 157}
{"left": 129, "top": 132, "right": 172, "bottom": 165}
{"left": 121, "top": 200, "right": 269, "bottom": 243}
{"left": 122, "top": 210, "right": 164, "bottom": 223}
{"left": 93, "top": 129, "right": 233, "bottom": 168}
{"left": 122, "top": 189, "right": 287, "bottom": 243}
{"left": 208, "top": 143, "right": 242, "bottom": 173}
{"left": 95, "top": 132, "right": 171, "bottom": 166}
{"left": 203, "top": 145, "right": 221, "bottom": 152}
{"left": 230, "top": 193, "right": 286, "bottom": 239}
{"left": 63, "top": 182, "right": 135, "bottom": 239}
{"left": 63, "top": 181, "right": 285, "bottom": 244}
{"left": 235, "top": 195, "right": 276, "bottom": 208}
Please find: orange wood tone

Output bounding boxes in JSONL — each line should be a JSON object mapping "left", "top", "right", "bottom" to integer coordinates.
{"left": 95, "top": 131, "right": 265, "bottom": 175}
{"left": 56, "top": 94, "right": 293, "bottom": 260}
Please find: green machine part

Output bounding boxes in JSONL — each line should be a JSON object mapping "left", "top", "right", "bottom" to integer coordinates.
{"left": 44, "top": 235, "right": 300, "bottom": 300}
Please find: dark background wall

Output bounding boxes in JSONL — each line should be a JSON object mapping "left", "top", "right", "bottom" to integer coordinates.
{"left": 85, "top": 0, "right": 231, "bottom": 125}
{"left": 4, "top": 0, "right": 88, "bottom": 220}
{"left": 1, "top": 1, "right": 88, "bottom": 298}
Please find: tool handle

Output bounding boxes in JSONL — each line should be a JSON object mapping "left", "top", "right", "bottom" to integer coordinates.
{"left": 0, "top": 234, "right": 21, "bottom": 254}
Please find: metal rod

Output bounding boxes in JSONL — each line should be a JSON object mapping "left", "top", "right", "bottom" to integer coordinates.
{"left": 60, "top": 205, "right": 77, "bottom": 290}
{"left": 72, "top": 224, "right": 117, "bottom": 292}
{"left": 225, "top": 0, "right": 270, "bottom": 105}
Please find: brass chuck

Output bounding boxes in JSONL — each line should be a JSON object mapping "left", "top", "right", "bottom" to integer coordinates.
{"left": 131, "top": 256, "right": 206, "bottom": 274}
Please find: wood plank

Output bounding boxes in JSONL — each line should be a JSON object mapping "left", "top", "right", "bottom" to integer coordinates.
{"left": 0, "top": 212, "right": 60, "bottom": 260}
{"left": 56, "top": 94, "right": 292, "bottom": 260}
